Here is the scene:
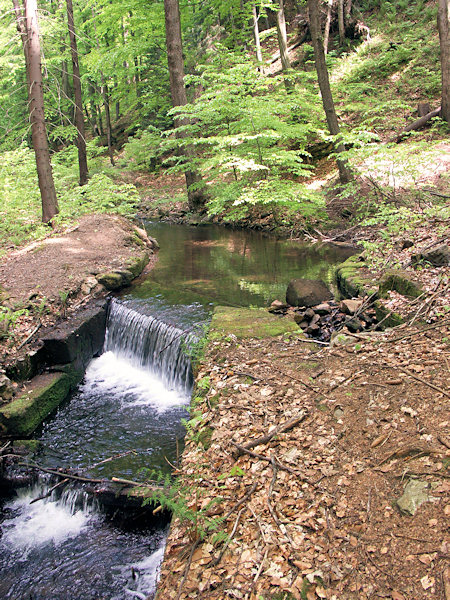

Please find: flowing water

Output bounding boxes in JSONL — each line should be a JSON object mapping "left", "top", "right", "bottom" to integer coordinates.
{"left": 0, "top": 224, "right": 353, "bottom": 599}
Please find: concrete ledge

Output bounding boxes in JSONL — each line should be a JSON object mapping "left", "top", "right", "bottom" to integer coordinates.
{"left": 210, "top": 306, "right": 299, "bottom": 340}
{"left": 0, "top": 371, "right": 80, "bottom": 437}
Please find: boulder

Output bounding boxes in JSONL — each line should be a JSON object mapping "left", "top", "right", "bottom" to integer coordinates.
{"left": 286, "top": 279, "right": 333, "bottom": 308}
{"left": 0, "top": 373, "right": 14, "bottom": 404}
{"left": 412, "top": 243, "right": 450, "bottom": 267}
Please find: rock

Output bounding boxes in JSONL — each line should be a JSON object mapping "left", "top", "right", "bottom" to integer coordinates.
{"left": 298, "top": 321, "right": 309, "bottom": 330}
{"left": 412, "top": 243, "right": 450, "bottom": 267}
{"left": 379, "top": 270, "right": 423, "bottom": 299}
{"left": 340, "top": 298, "right": 363, "bottom": 315}
{"left": 306, "top": 323, "right": 320, "bottom": 336}
{"left": 286, "top": 279, "right": 333, "bottom": 308}
{"left": 268, "top": 300, "right": 288, "bottom": 313}
{"left": 400, "top": 239, "right": 414, "bottom": 250}
{"left": 346, "top": 318, "right": 362, "bottom": 333}
{"left": 304, "top": 307, "right": 316, "bottom": 319}
{"left": 0, "top": 373, "right": 14, "bottom": 403}
{"left": 97, "top": 272, "right": 124, "bottom": 290}
{"left": 314, "top": 303, "right": 332, "bottom": 315}
{"left": 310, "top": 314, "right": 320, "bottom": 327}
{"left": 330, "top": 332, "right": 353, "bottom": 346}
{"left": 81, "top": 276, "right": 98, "bottom": 296}
{"left": 293, "top": 312, "right": 306, "bottom": 325}
{"left": 397, "top": 479, "right": 435, "bottom": 516}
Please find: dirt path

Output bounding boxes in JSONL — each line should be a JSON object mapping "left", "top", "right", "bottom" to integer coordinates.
{"left": 0, "top": 213, "right": 156, "bottom": 361}
{"left": 156, "top": 317, "right": 449, "bottom": 600}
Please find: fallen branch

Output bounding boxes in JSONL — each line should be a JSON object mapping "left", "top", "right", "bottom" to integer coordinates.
{"left": 175, "top": 539, "right": 201, "bottom": 600}
{"left": 389, "top": 107, "right": 441, "bottom": 143}
{"left": 17, "top": 321, "right": 41, "bottom": 350}
{"left": 19, "top": 462, "right": 105, "bottom": 484}
{"left": 398, "top": 367, "right": 450, "bottom": 398}
{"left": 385, "top": 316, "right": 450, "bottom": 343}
{"left": 231, "top": 442, "right": 317, "bottom": 486}
{"left": 232, "top": 412, "right": 307, "bottom": 458}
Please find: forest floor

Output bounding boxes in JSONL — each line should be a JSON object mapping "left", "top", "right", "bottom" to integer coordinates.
{"left": 157, "top": 314, "right": 449, "bottom": 600}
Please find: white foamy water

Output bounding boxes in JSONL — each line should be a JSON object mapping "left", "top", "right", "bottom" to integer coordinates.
{"left": 1, "top": 486, "right": 95, "bottom": 557}
{"left": 83, "top": 351, "right": 189, "bottom": 411}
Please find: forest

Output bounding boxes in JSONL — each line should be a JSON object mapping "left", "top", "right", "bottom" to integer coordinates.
{"left": 0, "top": 1, "right": 449, "bottom": 599}
{"left": 0, "top": 0, "right": 448, "bottom": 247}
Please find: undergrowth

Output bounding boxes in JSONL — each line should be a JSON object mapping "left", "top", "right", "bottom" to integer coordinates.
{"left": 0, "top": 143, "right": 139, "bottom": 256}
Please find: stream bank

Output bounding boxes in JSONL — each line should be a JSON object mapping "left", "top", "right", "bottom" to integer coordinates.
{"left": 156, "top": 306, "right": 449, "bottom": 600}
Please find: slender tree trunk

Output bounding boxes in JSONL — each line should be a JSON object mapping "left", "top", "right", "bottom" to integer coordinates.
{"left": 438, "top": 0, "right": 450, "bottom": 122}
{"left": 308, "top": 0, "right": 351, "bottom": 184}
{"left": 163, "top": 0, "right": 206, "bottom": 211}
{"left": 66, "top": 0, "right": 88, "bottom": 185}
{"left": 101, "top": 80, "right": 115, "bottom": 165}
{"left": 324, "top": 0, "right": 334, "bottom": 54}
{"left": 252, "top": 4, "right": 263, "bottom": 65}
{"left": 275, "top": 0, "right": 291, "bottom": 72}
{"left": 13, "top": 0, "right": 59, "bottom": 223}
{"left": 338, "top": 0, "right": 345, "bottom": 46}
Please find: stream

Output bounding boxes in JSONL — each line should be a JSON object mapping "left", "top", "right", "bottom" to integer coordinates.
{"left": 0, "top": 224, "right": 353, "bottom": 599}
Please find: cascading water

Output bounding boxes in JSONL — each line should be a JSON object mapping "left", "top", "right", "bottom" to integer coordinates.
{"left": 104, "top": 298, "right": 196, "bottom": 392}
{"left": 0, "top": 299, "right": 196, "bottom": 600}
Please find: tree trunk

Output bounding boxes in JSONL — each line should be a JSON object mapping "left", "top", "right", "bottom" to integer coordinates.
{"left": 275, "top": 0, "right": 291, "bottom": 72}
{"left": 13, "top": 0, "right": 59, "bottom": 223}
{"left": 163, "top": 0, "right": 206, "bottom": 211}
{"left": 324, "top": 0, "right": 334, "bottom": 54}
{"left": 101, "top": 80, "right": 115, "bottom": 166}
{"left": 308, "top": 0, "right": 351, "bottom": 184}
{"left": 66, "top": 0, "right": 88, "bottom": 185}
{"left": 438, "top": 0, "right": 450, "bottom": 122}
{"left": 338, "top": 0, "right": 345, "bottom": 46}
{"left": 252, "top": 4, "right": 263, "bottom": 65}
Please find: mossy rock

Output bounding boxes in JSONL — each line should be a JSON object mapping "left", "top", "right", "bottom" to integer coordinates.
{"left": 210, "top": 306, "right": 299, "bottom": 340}
{"left": 374, "top": 300, "right": 404, "bottom": 328}
{"left": 334, "top": 255, "right": 378, "bottom": 299}
{"left": 126, "top": 253, "right": 150, "bottom": 278}
{"left": 0, "top": 371, "right": 78, "bottom": 437}
{"left": 379, "top": 270, "right": 423, "bottom": 299}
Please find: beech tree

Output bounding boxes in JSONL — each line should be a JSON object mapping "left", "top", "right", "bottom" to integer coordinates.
{"left": 307, "top": 0, "right": 351, "bottom": 184}
{"left": 66, "top": 0, "right": 88, "bottom": 185}
{"left": 164, "top": 0, "right": 207, "bottom": 211}
{"left": 13, "top": 0, "right": 59, "bottom": 223}
{"left": 438, "top": 0, "right": 450, "bottom": 122}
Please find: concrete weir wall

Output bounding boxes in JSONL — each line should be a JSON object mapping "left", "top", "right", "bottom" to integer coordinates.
{"left": 0, "top": 299, "right": 108, "bottom": 438}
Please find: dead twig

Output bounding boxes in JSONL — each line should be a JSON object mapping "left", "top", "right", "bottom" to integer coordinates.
{"left": 232, "top": 412, "right": 307, "bottom": 458}
{"left": 386, "top": 316, "right": 450, "bottom": 343}
{"left": 398, "top": 367, "right": 449, "bottom": 398}
{"left": 30, "top": 478, "right": 69, "bottom": 504}
{"left": 17, "top": 321, "right": 41, "bottom": 350}
{"left": 267, "top": 457, "right": 296, "bottom": 548}
{"left": 210, "top": 507, "right": 244, "bottom": 567}
{"left": 175, "top": 539, "right": 201, "bottom": 600}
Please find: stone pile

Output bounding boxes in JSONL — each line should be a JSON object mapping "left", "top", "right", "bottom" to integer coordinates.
{"left": 269, "top": 297, "right": 378, "bottom": 342}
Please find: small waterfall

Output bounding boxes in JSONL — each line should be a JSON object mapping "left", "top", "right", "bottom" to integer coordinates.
{"left": 104, "top": 298, "right": 196, "bottom": 391}
{"left": 0, "top": 484, "right": 97, "bottom": 556}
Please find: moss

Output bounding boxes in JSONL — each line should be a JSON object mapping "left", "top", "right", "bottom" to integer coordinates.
{"left": 334, "top": 255, "right": 378, "bottom": 298}
{"left": 379, "top": 270, "right": 423, "bottom": 299}
{"left": 197, "top": 426, "right": 214, "bottom": 449}
{"left": 210, "top": 306, "right": 299, "bottom": 340}
{"left": 14, "top": 439, "right": 41, "bottom": 455}
{"left": 97, "top": 272, "right": 124, "bottom": 290}
{"left": 374, "top": 301, "right": 404, "bottom": 328}
{"left": 0, "top": 371, "right": 76, "bottom": 437}
{"left": 126, "top": 252, "right": 150, "bottom": 278}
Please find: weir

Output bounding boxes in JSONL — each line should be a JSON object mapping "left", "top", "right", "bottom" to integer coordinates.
{"left": 0, "top": 299, "right": 193, "bottom": 600}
